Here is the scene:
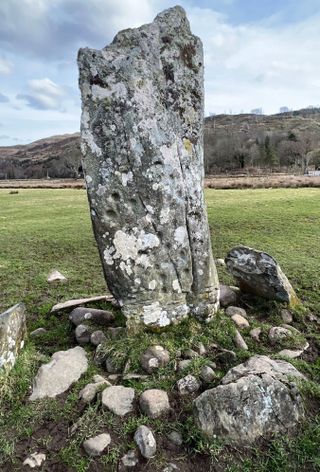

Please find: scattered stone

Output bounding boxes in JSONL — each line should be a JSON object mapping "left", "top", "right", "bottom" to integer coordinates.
{"left": 178, "top": 359, "right": 192, "bottom": 371}
{"left": 105, "top": 357, "right": 121, "bottom": 374}
{"left": 139, "top": 389, "right": 170, "bottom": 418}
{"left": 225, "top": 306, "right": 247, "bottom": 318}
{"left": 51, "top": 295, "right": 114, "bottom": 312}
{"left": 123, "top": 373, "right": 148, "bottom": 380}
{"left": 250, "top": 327, "right": 262, "bottom": 342}
{"left": 69, "top": 307, "right": 115, "bottom": 326}
{"left": 177, "top": 375, "right": 200, "bottom": 395}
{"left": 94, "top": 343, "right": 107, "bottom": 366}
{"left": 196, "top": 342, "right": 207, "bottom": 355}
{"left": 231, "top": 314, "right": 250, "bottom": 329}
{"left": 134, "top": 425, "right": 156, "bottom": 459}
{"left": 79, "top": 379, "right": 111, "bottom": 403}
{"left": 307, "top": 313, "right": 320, "bottom": 324}
{"left": 167, "top": 431, "right": 183, "bottom": 447}
{"left": 120, "top": 449, "right": 139, "bottom": 468}
{"left": 140, "top": 345, "right": 170, "bottom": 374}
{"left": 0, "top": 303, "right": 26, "bottom": 371}
{"left": 216, "top": 258, "right": 226, "bottom": 267}
{"left": 281, "top": 309, "right": 293, "bottom": 323}
{"left": 108, "top": 374, "right": 121, "bottom": 382}
{"left": 219, "top": 285, "right": 238, "bottom": 307}
{"left": 194, "top": 355, "right": 305, "bottom": 444}
{"left": 276, "top": 349, "right": 304, "bottom": 359}
{"left": 234, "top": 329, "right": 248, "bottom": 350}
{"left": 77, "top": 5, "right": 219, "bottom": 328}
{"left": 47, "top": 270, "right": 67, "bottom": 283}
{"left": 163, "top": 464, "right": 179, "bottom": 472}
{"left": 83, "top": 433, "right": 111, "bottom": 456}
{"left": 102, "top": 385, "right": 135, "bottom": 416}
{"left": 29, "top": 346, "right": 88, "bottom": 400}
{"left": 30, "top": 327, "right": 47, "bottom": 338}
{"left": 93, "top": 374, "right": 108, "bottom": 383}
{"left": 23, "top": 452, "right": 46, "bottom": 468}
{"left": 90, "top": 330, "right": 107, "bottom": 346}
{"left": 182, "top": 348, "right": 199, "bottom": 359}
{"left": 225, "top": 246, "right": 299, "bottom": 306}
{"left": 75, "top": 324, "right": 92, "bottom": 344}
{"left": 107, "top": 327, "right": 125, "bottom": 339}
{"left": 215, "top": 349, "right": 237, "bottom": 365}
{"left": 269, "top": 326, "right": 293, "bottom": 343}
{"left": 200, "top": 366, "right": 216, "bottom": 383}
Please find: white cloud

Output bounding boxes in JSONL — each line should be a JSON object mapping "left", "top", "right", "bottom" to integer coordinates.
{"left": 17, "top": 78, "right": 66, "bottom": 110}
{"left": 0, "top": 57, "right": 13, "bottom": 74}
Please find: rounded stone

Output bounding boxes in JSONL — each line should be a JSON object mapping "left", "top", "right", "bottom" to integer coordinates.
{"left": 231, "top": 314, "right": 250, "bottom": 329}
{"left": 176, "top": 375, "right": 200, "bottom": 395}
{"left": 134, "top": 425, "right": 156, "bottom": 459}
{"left": 226, "top": 306, "right": 247, "bottom": 318}
{"left": 75, "top": 324, "right": 91, "bottom": 345}
{"left": 90, "top": 330, "right": 107, "bottom": 346}
{"left": 140, "top": 345, "right": 170, "bottom": 374}
{"left": 139, "top": 389, "right": 170, "bottom": 418}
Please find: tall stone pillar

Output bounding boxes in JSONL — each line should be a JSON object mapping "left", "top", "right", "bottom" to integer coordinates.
{"left": 78, "top": 6, "right": 219, "bottom": 329}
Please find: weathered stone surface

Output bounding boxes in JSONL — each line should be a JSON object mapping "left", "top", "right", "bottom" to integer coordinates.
{"left": 231, "top": 314, "right": 249, "bottom": 329}
{"left": 250, "top": 327, "right": 262, "bottom": 341}
{"left": 178, "top": 359, "right": 192, "bottom": 371}
{"left": 102, "top": 385, "right": 135, "bottom": 416}
{"left": 75, "top": 324, "right": 92, "bottom": 344}
{"left": 194, "top": 355, "right": 305, "bottom": 444}
{"left": 140, "top": 345, "right": 170, "bottom": 373}
{"left": 167, "top": 431, "right": 183, "bottom": 446}
{"left": 47, "top": 270, "right": 67, "bottom": 283}
{"left": 226, "top": 246, "right": 299, "bottom": 306}
{"left": 23, "top": 452, "right": 46, "bottom": 468}
{"left": 200, "top": 365, "right": 216, "bottom": 383}
{"left": 120, "top": 449, "right": 139, "bottom": 468}
{"left": 176, "top": 374, "right": 200, "bottom": 395}
{"left": 281, "top": 309, "right": 293, "bottom": 323}
{"left": 234, "top": 329, "right": 248, "bottom": 350}
{"left": 79, "top": 378, "right": 111, "bottom": 403}
{"left": 268, "top": 326, "right": 293, "bottom": 343}
{"left": 139, "top": 389, "right": 170, "bottom": 418}
{"left": 51, "top": 295, "right": 114, "bottom": 312}
{"left": 0, "top": 303, "right": 26, "bottom": 371}
{"left": 69, "top": 307, "right": 114, "bottom": 326}
{"left": 29, "top": 347, "right": 88, "bottom": 400}
{"left": 83, "top": 433, "right": 111, "bottom": 456}
{"left": 90, "top": 330, "right": 107, "bottom": 346}
{"left": 182, "top": 348, "right": 199, "bottom": 359}
{"left": 219, "top": 285, "right": 237, "bottom": 307}
{"left": 30, "top": 327, "right": 47, "bottom": 337}
{"left": 225, "top": 306, "right": 247, "bottom": 318}
{"left": 77, "top": 6, "right": 219, "bottom": 328}
{"left": 134, "top": 425, "right": 156, "bottom": 458}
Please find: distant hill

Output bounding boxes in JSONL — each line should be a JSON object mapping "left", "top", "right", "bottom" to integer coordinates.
{"left": 1, "top": 108, "right": 320, "bottom": 179}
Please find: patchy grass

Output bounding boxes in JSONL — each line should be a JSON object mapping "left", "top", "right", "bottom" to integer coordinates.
{"left": 0, "top": 188, "right": 319, "bottom": 471}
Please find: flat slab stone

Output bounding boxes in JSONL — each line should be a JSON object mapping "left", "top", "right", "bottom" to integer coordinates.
{"left": 51, "top": 295, "right": 114, "bottom": 312}
{"left": 225, "top": 246, "right": 299, "bottom": 306}
{"left": 0, "top": 303, "right": 26, "bottom": 371}
{"left": 29, "top": 346, "right": 88, "bottom": 400}
{"left": 77, "top": 5, "right": 219, "bottom": 328}
{"left": 102, "top": 385, "right": 135, "bottom": 416}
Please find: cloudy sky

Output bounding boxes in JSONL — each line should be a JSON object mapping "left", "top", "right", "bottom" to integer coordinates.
{"left": 0, "top": 0, "right": 319, "bottom": 145}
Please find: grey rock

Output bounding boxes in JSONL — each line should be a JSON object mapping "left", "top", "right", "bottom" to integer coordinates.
{"left": 276, "top": 349, "right": 304, "bottom": 359}
{"left": 182, "top": 348, "right": 199, "bottom": 359}
{"left": 120, "top": 449, "right": 139, "bottom": 468}
{"left": 23, "top": 452, "right": 46, "bottom": 468}
{"left": 167, "top": 431, "right": 183, "bottom": 446}
{"left": 123, "top": 373, "right": 149, "bottom": 380}
{"left": 139, "top": 389, "right": 170, "bottom": 418}
{"left": 105, "top": 357, "right": 121, "bottom": 374}
{"left": 282, "top": 324, "right": 301, "bottom": 334}
{"left": 225, "top": 306, "right": 247, "bottom": 318}
{"left": 102, "top": 385, "right": 135, "bottom": 416}
{"left": 83, "top": 433, "right": 111, "bottom": 456}
{"left": 196, "top": 342, "right": 207, "bottom": 355}
{"left": 90, "top": 330, "right": 107, "bottom": 346}
{"left": 30, "top": 347, "right": 88, "bottom": 400}
{"left": 250, "top": 327, "right": 262, "bottom": 341}
{"left": 163, "top": 464, "right": 179, "bottom": 472}
{"left": 94, "top": 343, "right": 107, "bottom": 366}
{"left": 200, "top": 366, "right": 216, "bottom": 383}
{"left": 178, "top": 359, "right": 192, "bottom": 371}
{"left": 78, "top": 5, "right": 219, "bottom": 328}
{"left": 234, "top": 329, "right": 248, "bottom": 350}
{"left": 69, "top": 307, "right": 114, "bottom": 326}
{"left": 140, "top": 345, "right": 170, "bottom": 374}
{"left": 79, "top": 379, "right": 111, "bottom": 403}
{"left": 215, "top": 349, "right": 237, "bottom": 365}
{"left": 75, "top": 324, "right": 92, "bottom": 344}
{"left": 281, "top": 309, "right": 293, "bottom": 323}
{"left": 269, "top": 326, "right": 293, "bottom": 343}
{"left": 177, "top": 374, "right": 200, "bottom": 395}
{"left": 0, "top": 303, "right": 26, "bottom": 371}
{"left": 231, "top": 314, "right": 249, "bottom": 329}
{"left": 30, "top": 327, "right": 47, "bottom": 337}
{"left": 47, "top": 270, "right": 67, "bottom": 283}
{"left": 216, "top": 259, "right": 226, "bottom": 267}
{"left": 194, "top": 355, "right": 305, "bottom": 444}
{"left": 134, "top": 425, "right": 156, "bottom": 459}
{"left": 51, "top": 295, "right": 114, "bottom": 312}
{"left": 226, "top": 246, "right": 299, "bottom": 306}
{"left": 219, "top": 285, "right": 237, "bottom": 307}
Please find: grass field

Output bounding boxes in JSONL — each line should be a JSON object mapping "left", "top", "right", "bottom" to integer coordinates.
{"left": 0, "top": 187, "right": 319, "bottom": 471}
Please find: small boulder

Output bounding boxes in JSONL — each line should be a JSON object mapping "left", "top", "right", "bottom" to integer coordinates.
{"left": 139, "top": 389, "right": 170, "bottom": 418}
{"left": 79, "top": 378, "right": 111, "bottom": 403}
{"left": 83, "top": 433, "right": 111, "bottom": 456}
{"left": 102, "top": 385, "right": 135, "bottom": 416}
{"left": 69, "top": 307, "right": 114, "bottom": 326}
{"left": 134, "top": 425, "right": 156, "bottom": 459}
{"left": 75, "top": 324, "right": 92, "bottom": 345}
{"left": 269, "top": 326, "right": 292, "bottom": 344}
{"left": 140, "top": 345, "right": 170, "bottom": 374}
{"left": 200, "top": 366, "right": 216, "bottom": 383}
{"left": 23, "top": 452, "right": 46, "bottom": 468}
{"left": 225, "top": 246, "right": 299, "bottom": 306}
{"left": 90, "top": 330, "right": 107, "bottom": 346}
{"left": 29, "top": 346, "right": 88, "bottom": 400}
{"left": 0, "top": 303, "right": 26, "bottom": 371}
{"left": 225, "top": 306, "right": 247, "bottom": 318}
{"left": 176, "top": 375, "right": 200, "bottom": 395}
{"left": 231, "top": 314, "right": 249, "bottom": 329}
{"left": 234, "top": 329, "right": 248, "bottom": 350}
{"left": 47, "top": 270, "right": 67, "bottom": 283}
{"left": 219, "top": 285, "right": 237, "bottom": 307}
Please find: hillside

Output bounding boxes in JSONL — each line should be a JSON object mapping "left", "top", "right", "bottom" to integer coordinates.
{"left": 1, "top": 108, "right": 320, "bottom": 179}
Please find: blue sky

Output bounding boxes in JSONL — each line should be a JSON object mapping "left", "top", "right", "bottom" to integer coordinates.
{"left": 0, "top": 0, "right": 319, "bottom": 145}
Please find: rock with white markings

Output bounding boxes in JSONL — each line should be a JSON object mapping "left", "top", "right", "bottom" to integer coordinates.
{"left": 140, "top": 345, "right": 170, "bottom": 374}
{"left": 269, "top": 326, "right": 293, "bottom": 343}
{"left": 75, "top": 324, "right": 92, "bottom": 344}
{"left": 0, "top": 303, "right": 26, "bottom": 371}
{"left": 23, "top": 452, "right": 46, "bottom": 468}
{"left": 250, "top": 327, "right": 262, "bottom": 342}
{"left": 134, "top": 425, "right": 156, "bottom": 459}
{"left": 177, "top": 374, "right": 200, "bottom": 395}
{"left": 77, "top": 6, "right": 219, "bottom": 328}
{"left": 90, "top": 330, "right": 107, "bottom": 346}
{"left": 69, "top": 307, "right": 114, "bottom": 326}
{"left": 83, "top": 433, "right": 111, "bottom": 456}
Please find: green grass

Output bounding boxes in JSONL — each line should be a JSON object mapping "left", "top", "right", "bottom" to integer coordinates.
{"left": 0, "top": 187, "right": 320, "bottom": 471}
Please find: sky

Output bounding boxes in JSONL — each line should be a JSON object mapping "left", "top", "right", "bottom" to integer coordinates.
{"left": 0, "top": 0, "right": 319, "bottom": 146}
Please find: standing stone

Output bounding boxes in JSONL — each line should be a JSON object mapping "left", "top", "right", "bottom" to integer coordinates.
{"left": 77, "top": 6, "right": 219, "bottom": 329}
{"left": 225, "top": 246, "right": 299, "bottom": 306}
{"left": 0, "top": 303, "right": 26, "bottom": 371}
